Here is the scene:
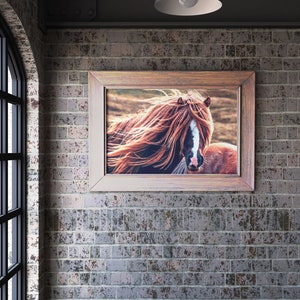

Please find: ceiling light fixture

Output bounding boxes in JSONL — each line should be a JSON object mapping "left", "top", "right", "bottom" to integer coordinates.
{"left": 154, "top": 0, "right": 222, "bottom": 16}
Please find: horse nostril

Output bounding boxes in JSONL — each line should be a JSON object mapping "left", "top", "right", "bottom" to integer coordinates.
{"left": 197, "top": 154, "right": 204, "bottom": 167}
{"left": 186, "top": 151, "right": 193, "bottom": 162}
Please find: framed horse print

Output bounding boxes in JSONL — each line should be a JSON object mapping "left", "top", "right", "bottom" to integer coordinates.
{"left": 89, "top": 71, "right": 255, "bottom": 191}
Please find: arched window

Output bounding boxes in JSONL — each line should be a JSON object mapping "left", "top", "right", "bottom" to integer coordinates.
{"left": 0, "top": 14, "right": 26, "bottom": 300}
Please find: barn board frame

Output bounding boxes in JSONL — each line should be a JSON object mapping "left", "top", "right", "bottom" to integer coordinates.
{"left": 89, "top": 71, "right": 255, "bottom": 192}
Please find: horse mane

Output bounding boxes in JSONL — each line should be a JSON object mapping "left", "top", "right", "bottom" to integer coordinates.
{"left": 107, "top": 90, "right": 214, "bottom": 173}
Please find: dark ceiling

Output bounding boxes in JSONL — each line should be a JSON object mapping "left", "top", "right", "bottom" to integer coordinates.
{"left": 40, "top": 0, "right": 300, "bottom": 29}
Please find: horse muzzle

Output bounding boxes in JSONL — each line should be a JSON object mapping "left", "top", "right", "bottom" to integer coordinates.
{"left": 186, "top": 152, "right": 204, "bottom": 171}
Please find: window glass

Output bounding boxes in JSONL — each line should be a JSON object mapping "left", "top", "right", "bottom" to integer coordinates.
{"left": 8, "top": 218, "right": 17, "bottom": 268}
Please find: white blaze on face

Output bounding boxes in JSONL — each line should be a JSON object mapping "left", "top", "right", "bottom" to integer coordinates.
{"left": 189, "top": 119, "right": 200, "bottom": 166}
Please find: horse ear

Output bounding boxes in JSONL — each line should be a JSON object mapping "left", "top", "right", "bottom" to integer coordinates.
{"left": 177, "top": 97, "right": 184, "bottom": 105}
{"left": 204, "top": 97, "right": 211, "bottom": 107}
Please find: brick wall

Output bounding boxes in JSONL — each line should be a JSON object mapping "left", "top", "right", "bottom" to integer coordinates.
{"left": 43, "top": 28, "right": 300, "bottom": 299}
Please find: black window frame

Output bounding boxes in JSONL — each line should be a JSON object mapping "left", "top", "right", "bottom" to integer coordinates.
{"left": 0, "top": 14, "right": 26, "bottom": 300}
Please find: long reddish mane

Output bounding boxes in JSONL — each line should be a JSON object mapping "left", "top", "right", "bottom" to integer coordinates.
{"left": 107, "top": 90, "right": 214, "bottom": 174}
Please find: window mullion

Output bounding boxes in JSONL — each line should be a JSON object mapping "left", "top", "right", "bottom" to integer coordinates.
{"left": 0, "top": 220, "right": 8, "bottom": 288}
{"left": 15, "top": 102, "right": 20, "bottom": 154}
{"left": 0, "top": 37, "right": 7, "bottom": 92}
{"left": 0, "top": 160, "right": 7, "bottom": 215}
{"left": 0, "top": 37, "right": 8, "bottom": 156}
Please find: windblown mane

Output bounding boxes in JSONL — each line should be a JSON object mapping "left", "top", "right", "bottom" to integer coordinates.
{"left": 107, "top": 90, "right": 214, "bottom": 174}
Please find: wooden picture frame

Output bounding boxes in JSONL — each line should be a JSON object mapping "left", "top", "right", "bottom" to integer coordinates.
{"left": 89, "top": 71, "right": 255, "bottom": 192}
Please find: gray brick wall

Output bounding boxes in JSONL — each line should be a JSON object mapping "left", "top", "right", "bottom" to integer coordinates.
{"left": 3, "top": 0, "right": 297, "bottom": 298}
{"left": 42, "top": 28, "right": 299, "bottom": 299}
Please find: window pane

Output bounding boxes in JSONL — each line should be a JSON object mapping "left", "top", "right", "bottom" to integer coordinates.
{"left": 7, "top": 160, "right": 17, "bottom": 211}
{"left": 8, "top": 103, "right": 12, "bottom": 153}
{"left": 8, "top": 218, "right": 17, "bottom": 269}
{"left": 8, "top": 66, "right": 12, "bottom": 94}
{"left": 7, "top": 273, "right": 18, "bottom": 300}
{"left": 7, "top": 103, "right": 17, "bottom": 153}
{"left": 0, "top": 224, "right": 3, "bottom": 276}
{"left": 8, "top": 279, "right": 12, "bottom": 300}
{"left": 0, "top": 163, "right": 3, "bottom": 214}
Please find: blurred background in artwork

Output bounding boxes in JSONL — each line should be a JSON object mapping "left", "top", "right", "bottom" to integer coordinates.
{"left": 106, "top": 88, "right": 238, "bottom": 145}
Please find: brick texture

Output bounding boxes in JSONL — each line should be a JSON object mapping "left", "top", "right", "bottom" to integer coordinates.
{"left": 41, "top": 28, "right": 300, "bottom": 299}
{"left": 2, "top": 1, "right": 300, "bottom": 298}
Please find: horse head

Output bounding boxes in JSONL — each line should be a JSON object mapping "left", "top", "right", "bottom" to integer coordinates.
{"left": 179, "top": 95, "right": 213, "bottom": 172}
